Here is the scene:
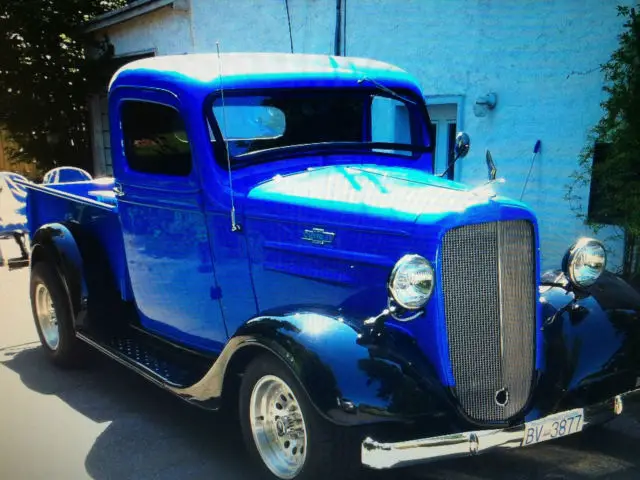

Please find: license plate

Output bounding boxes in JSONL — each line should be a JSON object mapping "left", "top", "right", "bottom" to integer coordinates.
{"left": 523, "top": 408, "right": 584, "bottom": 446}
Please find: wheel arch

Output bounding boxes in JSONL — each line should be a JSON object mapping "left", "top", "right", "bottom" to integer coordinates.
{"left": 30, "top": 223, "right": 89, "bottom": 328}
{"left": 219, "top": 343, "right": 272, "bottom": 412}
{"left": 183, "top": 307, "right": 454, "bottom": 427}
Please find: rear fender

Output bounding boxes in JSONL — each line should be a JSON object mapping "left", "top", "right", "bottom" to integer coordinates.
{"left": 30, "top": 223, "right": 88, "bottom": 328}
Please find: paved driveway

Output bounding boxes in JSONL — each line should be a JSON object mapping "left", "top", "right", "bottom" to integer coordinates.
{"left": 1, "top": 239, "right": 639, "bottom": 479}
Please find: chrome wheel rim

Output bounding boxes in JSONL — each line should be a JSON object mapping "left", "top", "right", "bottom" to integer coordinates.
{"left": 249, "top": 374, "right": 308, "bottom": 479}
{"left": 35, "top": 283, "right": 59, "bottom": 350}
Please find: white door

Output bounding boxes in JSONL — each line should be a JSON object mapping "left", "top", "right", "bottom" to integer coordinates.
{"left": 427, "top": 103, "right": 458, "bottom": 180}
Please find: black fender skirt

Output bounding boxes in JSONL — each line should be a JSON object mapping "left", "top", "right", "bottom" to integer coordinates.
{"left": 533, "top": 271, "right": 640, "bottom": 416}
{"left": 30, "top": 223, "right": 89, "bottom": 327}
{"left": 175, "top": 306, "right": 461, "bottom": 432}
{"left": 177, "top": 274, "right": 640, "bottom": 435}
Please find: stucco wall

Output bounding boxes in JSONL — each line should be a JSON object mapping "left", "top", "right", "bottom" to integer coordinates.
{"left": 101, "top": 6, "right": 192, "bottom": 56}
{"left": 342, "top": 0, "right": 632, "bottom": 270}
{"left": 96, "top": 0, "right": 632, "bottom": 271}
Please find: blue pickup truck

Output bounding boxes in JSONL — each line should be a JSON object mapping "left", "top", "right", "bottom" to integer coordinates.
{"left": 20, "top": 53, "right": 640, "bottom": 479}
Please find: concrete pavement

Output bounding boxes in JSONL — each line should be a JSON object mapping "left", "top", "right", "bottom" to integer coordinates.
{"left": 1, "top": 237, "right": 640, "bottom": 479}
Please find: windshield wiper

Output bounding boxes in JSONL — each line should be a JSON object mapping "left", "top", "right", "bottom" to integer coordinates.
{"left": 231, "top": 141, "right": 430, "bottom": 168}
{"left": 235, "top": 141, "right": 428, "bottom": 157}
{"left": 357, "top": 76, "right": 417, "bottom": 105}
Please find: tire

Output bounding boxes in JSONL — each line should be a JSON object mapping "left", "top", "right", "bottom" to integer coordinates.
{"left": 30, "top": 261, "right": 84, "bottom": 368}
{"left": 239, "top": 353, "right": 362, "bottom": 480}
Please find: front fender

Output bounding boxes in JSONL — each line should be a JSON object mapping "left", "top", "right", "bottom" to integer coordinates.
{"left": 534, "top": 271, "right": 640, "bottom": 415}
{"left": 30, "top": 223, "right": 88, "bottom": 327}
{"left": 179, "top": 307, "right": 458, "bottom": 428}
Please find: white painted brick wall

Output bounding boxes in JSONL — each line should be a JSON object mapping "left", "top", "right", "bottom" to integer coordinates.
{"left": 104, "top": 7, "right": 192, "bottom": 55}
{"left": 98, "top": 0, "right": 634, "bottom": 272}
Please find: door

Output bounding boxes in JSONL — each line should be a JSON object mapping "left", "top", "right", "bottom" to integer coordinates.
{"left": 427, "top": 103, "right": 458, "bottom": 180}
{"left": 110, "top": 88, "right": 226, "bottom": 352}
{"left": 89, "top": 94, "right": 113, "bottom": 176}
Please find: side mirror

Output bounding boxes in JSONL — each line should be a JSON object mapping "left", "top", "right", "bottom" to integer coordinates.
{"left": 453, "top": 132, "right": 470, "bottom": 160}
{"left": 441, "top": 132, "right": 470, "bottom": 179}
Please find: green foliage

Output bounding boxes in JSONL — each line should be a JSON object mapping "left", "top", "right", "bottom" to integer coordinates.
{"left": 567, "top": 5, "right": 640, "bottom": 279}
{"left": 0, "top": 0, "right": 126, "bottom": 174}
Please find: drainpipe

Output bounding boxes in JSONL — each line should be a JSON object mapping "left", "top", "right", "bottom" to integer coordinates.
{"left": 334, "top": 0, "right": 342, "bottom": 56}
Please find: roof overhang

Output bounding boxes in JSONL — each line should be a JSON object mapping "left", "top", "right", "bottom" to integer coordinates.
{"left": 83, "top": 0, "right": 189, "bottom": 33}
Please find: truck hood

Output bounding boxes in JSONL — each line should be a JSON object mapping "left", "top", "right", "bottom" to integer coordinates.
{"left": 245, "top": 164, "right": 501, "bottom": 230}
{"left": 243, "top": 163, "right": 539, "bottom": 390}
{"left": 243, "top": 162, "right": 535, "bottom": 307}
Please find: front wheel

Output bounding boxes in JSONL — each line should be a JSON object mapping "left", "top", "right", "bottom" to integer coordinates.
{"left": 239, "top": 354, "right": 361, "bottom": 480}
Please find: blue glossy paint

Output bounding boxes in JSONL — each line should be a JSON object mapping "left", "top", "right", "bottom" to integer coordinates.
{"left": 110, "top": 53, "right": 426, "bottom": 103}
{"left": 22, "top": 54, "right": 640, "bottom": 435}
{"left": 104, "top": 53, "right": 442, "bottom": 353}
{"left": 243, "top": 163, "right": 542, "bottom": 387}
{"left": 108, "top": 87, "right": 227, "bottom": 352}
{"left": 34, "top": 53, "right": 543, "bottom": 384}
{"left": 24, "top": 181, "right": 127, "bottom": 297}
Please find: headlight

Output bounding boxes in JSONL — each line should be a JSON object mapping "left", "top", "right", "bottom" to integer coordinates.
{"left": 388, "top": 254, "right": 435, "bottom": 310}
{"left": 562, "top": 238, "right": 606, "bottom": 288}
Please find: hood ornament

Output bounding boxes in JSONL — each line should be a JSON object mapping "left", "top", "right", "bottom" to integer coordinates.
{"left": 470, "top": 149, "right": 504, "bottom": 198}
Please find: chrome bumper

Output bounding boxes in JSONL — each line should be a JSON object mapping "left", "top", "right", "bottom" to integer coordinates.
{"left": 362, "top": 388, "right": 640, "bottom": 470}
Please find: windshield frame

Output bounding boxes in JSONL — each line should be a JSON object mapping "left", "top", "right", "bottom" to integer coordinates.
{"left": 204, "top": 86, "right": 434, "bottom": 169}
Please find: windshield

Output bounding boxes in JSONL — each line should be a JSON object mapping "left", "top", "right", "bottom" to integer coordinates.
{"left": 207, "top": 88, "right": 430, "bottom": 167}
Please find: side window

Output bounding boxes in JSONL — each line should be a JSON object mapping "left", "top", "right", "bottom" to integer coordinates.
{"left": 121, "top": 101, "right": 192, "bottom": 176}
{"left": 370, "top": 96, "right": 413, "bottom": 156}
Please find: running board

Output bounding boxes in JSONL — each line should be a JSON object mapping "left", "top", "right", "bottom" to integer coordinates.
{"left": 76, "top": 328, "right": 214, "bottom": 390}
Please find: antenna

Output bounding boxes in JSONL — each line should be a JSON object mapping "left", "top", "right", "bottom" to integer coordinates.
{"left": 216, "top": 42, "right": 241, "bottom": 232}
{"left": 519, "top": 140, "right": 542, "bottom": 201}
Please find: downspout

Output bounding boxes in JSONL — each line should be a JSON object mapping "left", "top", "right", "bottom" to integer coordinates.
{"left": 334, "top": 0, "right": 342, "bottom": 56}
{"left": 187, "top": 0, "right": 197, "bottom": 51}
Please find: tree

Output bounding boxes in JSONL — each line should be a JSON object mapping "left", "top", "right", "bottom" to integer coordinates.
{"left": 0, "top": 0, "right": 126, "bottom": 176}
{"left": 567, "top": 5, "right": 640, "bottom": 282}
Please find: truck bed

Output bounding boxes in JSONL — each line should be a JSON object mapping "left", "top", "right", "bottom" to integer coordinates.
{"left": 24, "top": 177, "right": 130, "bottom": 300}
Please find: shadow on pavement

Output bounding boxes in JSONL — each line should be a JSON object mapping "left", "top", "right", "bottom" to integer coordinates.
{"left": 0, "top": 345, "right": 262, "bottom": 479}
{"left": 1, "top": 344, "right": 640, "bottom": 480}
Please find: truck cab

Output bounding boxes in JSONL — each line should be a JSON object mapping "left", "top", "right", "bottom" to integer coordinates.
{"left": 107, "top": 53, "right": 441, "bottom": 353}
{"left": 22, "top": 53, "right": 640, "bottom": 480}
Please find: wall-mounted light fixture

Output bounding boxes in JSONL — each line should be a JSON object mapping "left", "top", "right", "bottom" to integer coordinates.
{"left": 473, "top": 92, "right": 498, "bottom": 117}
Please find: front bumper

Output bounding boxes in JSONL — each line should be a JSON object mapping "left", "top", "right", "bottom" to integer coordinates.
{"left": 362, "top": 387, "right": 640, "bottom": 470}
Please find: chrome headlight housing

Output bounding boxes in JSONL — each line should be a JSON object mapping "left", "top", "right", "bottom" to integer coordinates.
{"left": 388, "top": 254, "right": 435, "bottom": 310}
{"left": 562, "top": 238, "right": 607, "bottom": 288}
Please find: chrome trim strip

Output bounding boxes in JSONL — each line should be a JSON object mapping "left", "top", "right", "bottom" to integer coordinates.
{"left": 496, "top": 221, "right": 505, "bottom": 363}
{"left": 361, "top": 388, "right": 640, "bottom": 470}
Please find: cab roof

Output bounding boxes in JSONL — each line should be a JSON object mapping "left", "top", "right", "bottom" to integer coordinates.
{"left": 109, "top": 52, "right": 423, "bottom": 97}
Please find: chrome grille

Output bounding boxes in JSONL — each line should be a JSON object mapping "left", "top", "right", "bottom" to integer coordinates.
{"left": 441, "top": 220, "right": 536, "bottom": 423}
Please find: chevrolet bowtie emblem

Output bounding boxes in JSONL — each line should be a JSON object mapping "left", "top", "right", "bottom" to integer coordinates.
{"left": 302, "top": 228, "right": 335, "bottom": 245}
